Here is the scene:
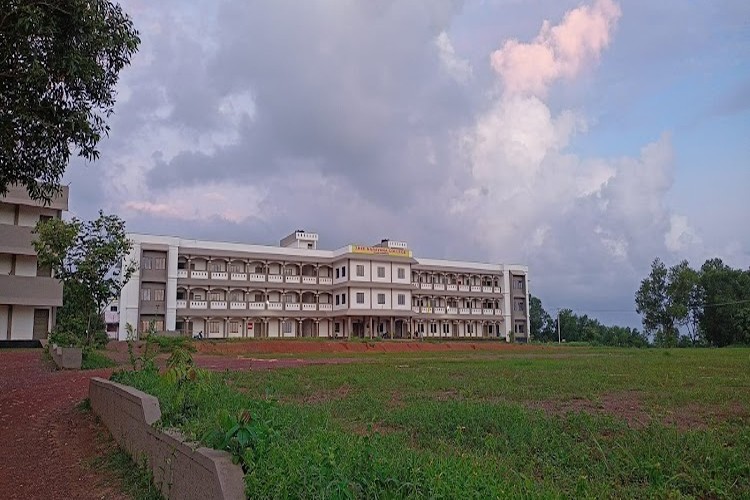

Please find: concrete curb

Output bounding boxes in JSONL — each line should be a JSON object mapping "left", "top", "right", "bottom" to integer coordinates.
{"left": 89, "top": 377, "right": 245, "bottom": 499}
{"left": 51, "top": 344, "right": 82, "bottom": 369}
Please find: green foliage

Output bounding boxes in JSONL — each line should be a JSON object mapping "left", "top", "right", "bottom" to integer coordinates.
{"left": 637, "top": 257, "right": 750, "bottom": 347}
{"left": 113, "top": 348, "right": 750, "bottom": 498}
{"left": 529, "top": 295, "right": 555, "bottom": 341}
{"left": 34, "top": 212, "right": 135, "bottom": 347}
{"left": 635, "top": 258, "right": 678, "bottom": 346}
{"left": 699, "top": 258, "right": 750, "bottom": 346}
{"left": 53, "top": 282, "right": 107, "bottom": 346}
{"left": 125, "top": 322, "right": 158, "bottom": 374}
{"left": 81, "top": 348, "right": 117, "bottom": 369}
{"left": 202, "top": 408, "right": 280, "bottom": 473}
{"left": 163, "top": 347, "right": 196, "bottom": 385}
{"left": 148, "top": 335, "right": 196, "bottom": 354}
{"left": 0, "top": 0, "right": 140, "bottom": 202}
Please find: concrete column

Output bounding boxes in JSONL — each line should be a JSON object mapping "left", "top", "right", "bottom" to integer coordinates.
{"left": 369, "top": 316, "right": 373, "bottom": 339}
{"left": 118, "top": 242, "right": 141, "bottom": 340}
{"left": 165, "top": 245, "right": 179, "bottom": 332}
{"left": 390, "top": 317, "right": 395, "bottom": 339}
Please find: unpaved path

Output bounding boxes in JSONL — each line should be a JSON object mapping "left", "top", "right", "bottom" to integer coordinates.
{"left": 0, "top": 350, "right": 127, "bottom": 500}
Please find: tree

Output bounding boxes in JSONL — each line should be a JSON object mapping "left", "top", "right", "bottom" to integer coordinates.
{"left": 55, "top": 281, "right": 106, "bottom": 345}
{"left": 0, "top": 0, "right": 140, "bottom": 202}
{"left": 557, "top": 308, "right": 577, "bottom": 342}
{"left": 699, "top": 259, "right": 750, "bottom": 347}
{"left": 667, "top": 261, "right": 703, "bottom": 345}
{"left": 635, "top": 258, "right": 678, "bottom": 346}
{"left": 33, "top": 211, "right": 136, "bottom": 345}
{"left": 529, "top": 295, "right": 555, "bottom": 342}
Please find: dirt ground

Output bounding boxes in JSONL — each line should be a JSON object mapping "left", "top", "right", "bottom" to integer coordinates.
{"left": 0, "top": 350, "right": 127, "bottom": 500}
{"left": 194, "top": 339, "right": 544, "bottom": 356}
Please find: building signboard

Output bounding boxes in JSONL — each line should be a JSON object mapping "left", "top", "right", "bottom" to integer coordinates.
{"left": 351, "top": 245, "right": 412, "bottom": 258}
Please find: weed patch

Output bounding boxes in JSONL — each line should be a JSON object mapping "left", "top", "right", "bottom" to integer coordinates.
{"left": 81, "top": 350, "right": 117, "bottom": 370}
{"left": 111, "top": 347, "right": 750, "bottom": 498}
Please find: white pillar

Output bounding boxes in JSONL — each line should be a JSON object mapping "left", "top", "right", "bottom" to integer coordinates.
{"left": 165, "top": 244, "right": 178, "bottom": 332}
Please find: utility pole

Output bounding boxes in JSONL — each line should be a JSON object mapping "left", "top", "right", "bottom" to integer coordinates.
{"left": 557, "top": 308, "right": 561, "bottom": 344}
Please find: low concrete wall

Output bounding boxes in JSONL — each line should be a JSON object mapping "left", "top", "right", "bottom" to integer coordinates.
{"left": 89, "top": 378, "right": 245, "bottom": 500}
{"left": 51, "top": 344, "right": 82, "bottom": 369}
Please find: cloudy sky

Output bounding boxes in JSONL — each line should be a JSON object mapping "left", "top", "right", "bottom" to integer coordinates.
{"left": 63, "top": 0, "right": 749, "bottom": 327}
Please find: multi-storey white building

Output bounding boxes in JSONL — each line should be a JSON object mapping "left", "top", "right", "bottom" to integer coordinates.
{"left": 1, "top": 185, "right": 68, "bottom": 343}
{"left": 117, "top": 231, "right": 530, "bottom": 342}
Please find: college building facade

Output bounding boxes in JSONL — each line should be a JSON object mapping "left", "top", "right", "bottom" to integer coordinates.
{"left": 0, "top": 185, "right": 68, "bottom": 342}
{"left": 117, "top": 231, "right": 530, "bottom": 342}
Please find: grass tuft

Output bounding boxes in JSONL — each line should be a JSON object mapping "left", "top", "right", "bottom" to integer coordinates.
{"left": 81, "top": 350, "right": 117, "bottom": 370}
{"left": 91, "top": 448, "right": 164, "bottom": 500}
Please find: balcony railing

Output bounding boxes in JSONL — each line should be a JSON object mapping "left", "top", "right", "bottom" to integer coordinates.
{"left": 268, "top": 274, "right": 283, "bottom": 283}
{"left": 230, "top": 273, "right": 247, "bottom": 281}
{"left": 433, "top": 284, "right": 445, "bottom": 291}
{"left": 412, "top": 306, "right": 420, "bottom": 313}
{"left": 210, "top": 301, "right": 227, "bottom": 309}
{"left": 434, "top": 306, "right": 446, "bottom": 314}
{"left": 267, "top": 302, "right": 283, "bottom": 310}
{"left": 483, "top": 308, "right": 494, "bottom": 315}
{"left": 495, "top": 310, "right": 503, "bottom": 316}
{"left": 319, "top": 303, "right": 332, "bottom": 311}
{"left": 248, "top": 302, "right": 265, "bottom": 310}
{"left": 447, "top": 307, "right": 458, "bottom": 314}
{"left": 302, "top": 303, "right": 317, "bottom": 311}
{"left": 191, "top": 270, "right": 208, "bottom": 279}
{"left": 230, "top": 302, "right": 246, "bottom": 310}
{"left": 249, "top": 273, "right": 266, "bottom": 282}
{"left": 284, "top": 303, "right": 300, "bottom": 311}
{"left": 458, "top": 285, "right": 469, "bottom": 292}
{"left": 494, "top": 287, "right": 502, "bottom": 294}
{"left": 420, "top": 283, "right": 432, "bottom": 290}
{"left": 318, "top": 277, "right": 332, "bottom": 285}
{"left": 190, "top": 300, "right": 207, "bottom": 309}
{"left": 285, "top": 275, "right": 300, "bottom": 284}
{"left": 211, "top": 271, "right": 228, "bottom": 280}
{"left": 177, "top": 269, "right": 188, "bottom": 278}
{"left": 459, "top": 307, "right": 470, "bottom": 315}
{"left": 482, "top": 286, "right": 493, "bottom": 293}
{"left": 447, "top": 284, "right": 458, "bottom": 291}
{"left": 176, "top": 299, "right": 187, "bottom": 308}
{"left": 302, "top": 276, "right": 317, "bottom": 285}
{"left": 471, "top": 308, "right": 482, "bottom": 315}
{"left": 411, "top": 282, "right": 420, "bottom": 288}
{"left": 470, "top": 286, "right": 482, "bottom": 292}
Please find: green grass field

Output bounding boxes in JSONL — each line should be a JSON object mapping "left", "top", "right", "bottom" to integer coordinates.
{"left": 114, "top": 347, "right": 750, "bottom": 498}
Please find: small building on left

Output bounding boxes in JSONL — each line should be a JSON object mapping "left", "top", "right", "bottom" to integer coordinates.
{"left": 0, "top": 184, "right": 68, "bottom": 345}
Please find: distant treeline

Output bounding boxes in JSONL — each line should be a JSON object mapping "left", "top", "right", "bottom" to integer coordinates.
{"left": 529, "top": 298, "right": 648, "bottom": 347}
{"left": 531, "top": 258, "right": 750, "bottom": 347}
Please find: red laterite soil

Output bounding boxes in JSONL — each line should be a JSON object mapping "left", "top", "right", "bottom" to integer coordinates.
{"left": 0, "top": 350, "right": 127, "bottom": 500}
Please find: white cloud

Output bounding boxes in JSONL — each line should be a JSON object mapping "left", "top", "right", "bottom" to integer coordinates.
{"left": 435, "top": 31, "right": 473, "bottom": 84}
{"left": 453, "top": 0, "right": 689, "bottom": 280}
{"left": 665, "top": 214, "right": 700, "bottom": 253}
{"left": 490, "top": 0, "right": 621, "bottom": 96}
